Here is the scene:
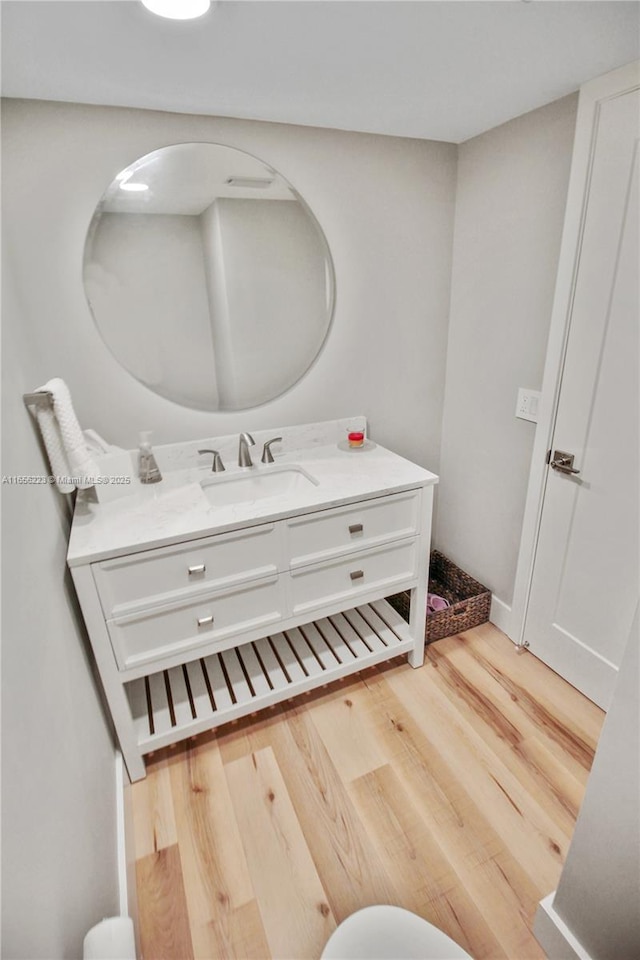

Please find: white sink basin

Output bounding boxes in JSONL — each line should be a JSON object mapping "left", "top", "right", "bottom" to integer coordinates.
{"left": 200, "top": 465, "right": 318, "bottom": 507}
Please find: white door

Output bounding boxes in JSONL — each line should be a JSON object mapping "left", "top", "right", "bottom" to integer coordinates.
{"left": 522, "top": 69, "right": 639, "bottom": 709}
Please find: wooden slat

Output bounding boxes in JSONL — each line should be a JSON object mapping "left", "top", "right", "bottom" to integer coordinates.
{"left": 371, "top": 596, "right": 412, "bottom": 635}
{"left": 269, "top": 632, "right": 307, "bottom": 683}
{"left": 343, "top": 608, "right": 390, "bottom": 654}
{"left": 314, "top": 616, "right": 357, "bottom": 664}
{"left": 147, "top": 670, "right": 172, "bottom": 736}
{"left": 127, "top": 677, "right": 148, "bottom": 724}
{"left": 346, "top": 606, "right": 390, "bottom": 651}
{"left": 355, "top": 602, "right": 405, "bottom": 648}
{"left": 253, "top": 635, "right": 291, "bottom": 691}
{"left": 127, "top": 677, "right": 149, "bottom": 734}
{"left": 185, "top": 659, "right": 215, "bottom": 719}
{"left": 284, "top": 627, "right": 325, "bottom": 678}
{"left": 166, "top": 664, "right": 195, "bottom": 728}
{"left": 236, "top": 640, "right": 273, "bottom": 698}
{"left": 298, "top": 621, "right": 340, "bottom": 670}
{"left": 329, "top": 611, "right": 376, "bottom": 658}
{"left": 201, "top": 653, "right": 233, "bottom": 712}
{"left": 220, "top": 647, "right": 253, "bottom": 705}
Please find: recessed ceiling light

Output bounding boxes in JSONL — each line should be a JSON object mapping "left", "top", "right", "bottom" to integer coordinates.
{"left": 140, "top": 0, "right": 211, "bottom": 20}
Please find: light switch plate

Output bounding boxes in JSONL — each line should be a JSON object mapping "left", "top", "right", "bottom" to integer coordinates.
{"left": 516, "top": 388, "right": 541, "bottom": 423}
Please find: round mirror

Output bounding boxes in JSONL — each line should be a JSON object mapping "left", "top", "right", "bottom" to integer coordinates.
{"left": 83, "top": 142, "right": 335, "bottom": 411}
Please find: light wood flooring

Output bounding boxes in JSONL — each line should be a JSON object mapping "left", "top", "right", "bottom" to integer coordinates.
{"left": 131, "top": 623, "right": 604, "bottom": 960}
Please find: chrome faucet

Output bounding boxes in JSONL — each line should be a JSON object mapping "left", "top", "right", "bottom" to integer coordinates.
{"left": 238, "top": 432, "right": 255, "bottom": 467}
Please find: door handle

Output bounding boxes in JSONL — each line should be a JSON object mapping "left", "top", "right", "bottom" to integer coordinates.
{"left": 550, "top": 450, "right": 580, "bottom": 475}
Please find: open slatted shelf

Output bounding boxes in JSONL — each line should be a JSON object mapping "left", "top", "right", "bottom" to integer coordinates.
{"left": 127, "top": 599, "right": 413, "bottom": 752}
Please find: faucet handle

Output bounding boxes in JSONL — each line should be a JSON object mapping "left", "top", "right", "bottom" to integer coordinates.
{"left": 198, "top": 448, "right": 225, "bottom": 473}
{"left": 261, "top": 437, "right": 283, "bottom": 464}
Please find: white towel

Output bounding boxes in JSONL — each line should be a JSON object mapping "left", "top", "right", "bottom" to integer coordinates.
{"left": 35, "top": 378, "right": 99, "bottom": 492}
{"left": 35, "top": 403, "right": 75, "bottom": 493}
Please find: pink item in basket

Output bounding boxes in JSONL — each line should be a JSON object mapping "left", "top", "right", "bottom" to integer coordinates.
{"left": 427, "top": 593, "right": 450, "bottom": 615}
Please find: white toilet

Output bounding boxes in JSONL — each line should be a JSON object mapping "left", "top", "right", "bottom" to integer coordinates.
{"left": 321, "top": 905, "right": 473, "bottom": 960}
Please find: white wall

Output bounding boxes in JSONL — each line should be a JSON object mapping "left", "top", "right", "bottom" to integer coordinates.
{"left": 535, "top": 610, "right": 640, "bottom": 959}
{"left": 435, "top": 94, "right": 578, "bottom": 616}
{"left": 86, "top": 211, "right": 217, "bottom": 409}
{"left": 1, "top": 254, "right": 120, "bottom": 958}
{"left": 211, "top": 197, "right": 329, "bottom": 409}
{"left": 1, "top": 99, "right": 456, "bottom": 470}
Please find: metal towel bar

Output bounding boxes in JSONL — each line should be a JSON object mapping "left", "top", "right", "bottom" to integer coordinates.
{"left": 23, "top": 391, "right": 53, "bottom": 409}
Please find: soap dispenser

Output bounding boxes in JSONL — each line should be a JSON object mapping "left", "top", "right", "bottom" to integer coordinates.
{"left": 138, "top": 431, "right": 162, "bottom": 484}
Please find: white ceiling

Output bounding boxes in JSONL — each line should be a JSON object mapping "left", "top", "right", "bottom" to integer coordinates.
{"left": 1, "top": 1, "right": 638, "bottom": 143}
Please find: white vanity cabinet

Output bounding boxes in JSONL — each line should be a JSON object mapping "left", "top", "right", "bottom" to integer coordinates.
{"left": 70, "top": 458, "right": 435, "bottom": 781}
{"left": 94, "top": 522, "right": 286, "bottom": 671}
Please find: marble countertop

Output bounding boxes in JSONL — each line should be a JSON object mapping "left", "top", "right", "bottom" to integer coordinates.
{"left": 67, "top": 435, "right": 438, "bottom": 567}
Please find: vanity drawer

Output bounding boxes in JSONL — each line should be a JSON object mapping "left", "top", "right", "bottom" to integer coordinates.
{"left": 286, "top": 490, "right": 421, "bottom": 568}
{"left": 108, "top": 575, "right": 285, "bottom": 670}
{"left": 93, "top": 523, "right": 281, "bottom": 617}
{"left": 288, "top": 538, "right": 418, "bottom": 616}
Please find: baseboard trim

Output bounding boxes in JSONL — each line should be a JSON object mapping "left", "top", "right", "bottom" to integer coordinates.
{"left": 534, "top": 893, "right": 593, "bottom": 960}
{"left": 115, "top": 750, "right": 140, "bottom": 954}
{"left": 115, "top": 751, "right": 129, "bottom": 915}
{"left": 489, "top": 595, "right": 513, "bottom": 638}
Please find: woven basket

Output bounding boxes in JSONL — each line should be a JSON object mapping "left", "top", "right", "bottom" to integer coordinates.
{"left": 388, "top": 550, "right": 491, "bottom": 643}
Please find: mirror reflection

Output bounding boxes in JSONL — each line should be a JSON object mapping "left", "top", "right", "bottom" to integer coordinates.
{"left": 83, "top": 143, "right": 335, "bottom": 411}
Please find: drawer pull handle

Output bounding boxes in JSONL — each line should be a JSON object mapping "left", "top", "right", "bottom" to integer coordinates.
{"left": 349, "top": 523, "right": 363, "bottom": 534}
{"left": 197, "top": 615, "right": 214, "bottom": 628}
{"left": 188, "top": 564, "right": 206, "bottom": 576}
{"left": 350, "top": 569, "right": 364, "bottom": 581}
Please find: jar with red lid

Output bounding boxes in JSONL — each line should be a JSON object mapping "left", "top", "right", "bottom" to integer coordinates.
{"left": 347, "top": 431, "right": 365, "bottom": 448}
